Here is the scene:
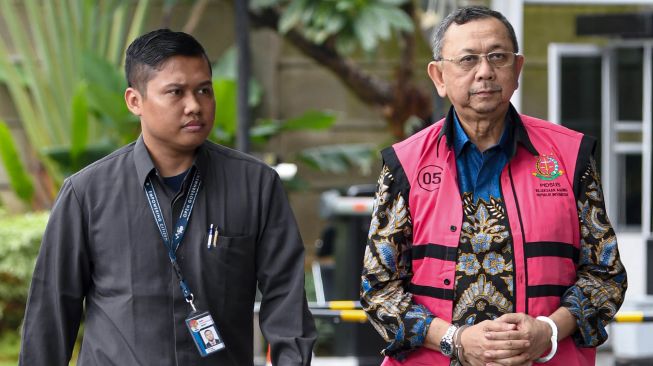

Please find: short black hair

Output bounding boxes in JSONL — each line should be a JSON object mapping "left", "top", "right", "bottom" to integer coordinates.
{"left": 125, "top": 28, "right": 212, "bottom": 94}
{"left": 431, "top": 6, "right": 518, "bottom": 61}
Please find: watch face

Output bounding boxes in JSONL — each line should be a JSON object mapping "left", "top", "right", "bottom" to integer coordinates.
{"left": 441, "top": 342, "right": 453, "bottom": 356}
{"left": 440, "top": 325, "right": 457, "bottom": 357}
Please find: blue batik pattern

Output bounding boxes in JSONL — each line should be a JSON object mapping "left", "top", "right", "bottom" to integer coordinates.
{"left": 562, "top": 156, "right": 627, "bottom": 347}
{"left": 361, "top": 166, "right": 433, "bottom": 357}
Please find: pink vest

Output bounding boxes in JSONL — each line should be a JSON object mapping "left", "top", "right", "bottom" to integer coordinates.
{"left": 381, "top": 112, "right": 595, "bottom": 365}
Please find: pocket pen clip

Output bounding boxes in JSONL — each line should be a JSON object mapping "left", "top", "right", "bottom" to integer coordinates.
{"left": 212, "top": 227, "right": 219, "bottom": 248}
{"left": 207, "top": 224, "right": 214, "bottom": 249}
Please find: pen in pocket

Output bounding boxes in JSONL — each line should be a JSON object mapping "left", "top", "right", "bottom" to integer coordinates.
{"left": 207, "top": 224, "right": 214, "bottom": 249}
{"left": 212, "top": 227, "right": 219, "bottom": 248}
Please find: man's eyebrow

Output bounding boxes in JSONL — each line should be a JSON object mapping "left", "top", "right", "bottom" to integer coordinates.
{"left": 161, "top": 80, "right": 213, "bottom": 88}
{"left": 160, "top": 82, "right": 186, "bottom": 89}
{"left": 457, "top": 48, "right": 478, "bottom": 55}
{"left": 486, "top": 44, "right": 509, "bottom": 52}
{"left": 458, "top": 44, "right": 510, "bottom": 54}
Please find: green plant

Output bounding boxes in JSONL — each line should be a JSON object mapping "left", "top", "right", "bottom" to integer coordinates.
{"left": 0, "top": 0, "right": 149, "bottom": 199}
{"left": 0, "top": 210, "right": 49, "bottom": 333}
{"left": 248, "top": 0, "right": 434, "bottom": 140}
{"left": 0, "top": 331, "right": 21, "bottom": 365}
{"left": 0, "top": 209, "right": 49, "bottom": 364}
{"left": 252, "top": 0, "right": 414, "bottom": 54}
{"left": 209, "top": 46, "right": 339, "bottom": 148}
{"left": 208, "top": 46, "right": 377, "bottom": 176}
{"left": 0, "top": 120, "right": 34, "bottom": 203}
{"left": 299, "top": 143, "right": 378, "bottom": 175}
{"left": 43, "top": 52, "right": 140, "bottom": 177}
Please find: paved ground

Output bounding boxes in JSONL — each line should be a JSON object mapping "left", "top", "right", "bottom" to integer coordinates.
{"left": 597, "top": 351, "right": 615, "bottom": 366}
{"left": 256, "top": 348, "right": 648, "bottom": 366}
{"left": 309, "top": 353, "right": 621, "bottom": 366}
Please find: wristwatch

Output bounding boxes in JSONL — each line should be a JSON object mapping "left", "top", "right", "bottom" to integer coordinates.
{"left": 440, "top": 324, "right": 458, "bottom": 358}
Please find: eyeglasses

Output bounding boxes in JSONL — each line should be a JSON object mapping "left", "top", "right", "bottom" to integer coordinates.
{"left": 437, "top": 52, "right": 518, "bottom": 71}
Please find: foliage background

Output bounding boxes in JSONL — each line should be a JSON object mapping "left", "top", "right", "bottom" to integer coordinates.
{"left": 0, "top": 210, "right": 48, "bottom": 364}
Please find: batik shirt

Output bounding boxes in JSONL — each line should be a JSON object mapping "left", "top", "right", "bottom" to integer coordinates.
{"left": 451, "top": 114, "right": 514, "bottom": 326}
{"left": 361, "top": 113, "right": 627, "bottom": 357}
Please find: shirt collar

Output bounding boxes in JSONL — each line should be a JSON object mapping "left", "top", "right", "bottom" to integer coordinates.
{"left": 452, "top": 112, "right": 470, "bottom": 157}
{"left": 134, "top": 135, "right": 156, "bottom": 186}
{"left": 439, "top": 104, "right": 539, "bottom": 159}
{"left": 134, "top": 135, "right": 211, "bottom": 187}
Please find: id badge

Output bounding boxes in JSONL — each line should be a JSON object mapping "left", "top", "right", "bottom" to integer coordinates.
{"left": 185, "top": 311, "right": 226, "bottom": 356}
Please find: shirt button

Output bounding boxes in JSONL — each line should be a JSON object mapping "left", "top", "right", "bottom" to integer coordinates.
{"left": 450, "top": 225, "right": 457, "bottom": 232}
{"left": 444, "top": 279, "right": 451, "bottom": 286}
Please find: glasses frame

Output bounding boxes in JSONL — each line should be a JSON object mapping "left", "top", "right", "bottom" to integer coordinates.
{"left": 437, "top": 52, "right": 519, "bottom": 71}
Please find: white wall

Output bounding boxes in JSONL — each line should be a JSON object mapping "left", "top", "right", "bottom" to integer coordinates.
{"left": 617, "top": 232, "right": 647, "bottom": 301}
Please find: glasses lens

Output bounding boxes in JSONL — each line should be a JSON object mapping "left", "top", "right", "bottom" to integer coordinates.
{"left": 450, "top": 53, "right": 515, "bottom": 70}
{"left": 488, "top": 52, "right": 514, "bottom": 67}
{"left": 458, "top": 55, "right": 480, "bottom": 70}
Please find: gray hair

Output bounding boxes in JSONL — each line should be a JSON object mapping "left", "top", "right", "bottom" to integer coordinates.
{"left": 431, "top": 6, "right": 519, "bottom": 60}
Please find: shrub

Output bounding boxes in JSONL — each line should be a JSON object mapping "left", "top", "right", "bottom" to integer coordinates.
{"left": 0, "top": 210, "right": 48, "bottom": 333}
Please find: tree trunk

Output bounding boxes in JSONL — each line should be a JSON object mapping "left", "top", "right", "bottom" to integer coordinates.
{"left": 249, "top": 6, "right": 433, "bottom": 140}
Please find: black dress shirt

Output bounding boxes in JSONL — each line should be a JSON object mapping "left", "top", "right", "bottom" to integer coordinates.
{"left": 20, "top": 136, "right": 316, "bottom": 365}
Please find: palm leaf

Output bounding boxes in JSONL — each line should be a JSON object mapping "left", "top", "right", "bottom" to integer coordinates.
{"left": 0, "top": 0, "right": 150, "bottom": 193}
{"left": 299, "top": 143, "right": 377, "bottom": 175}
{"left": 70, "top": 81, "right": 90, "bottom": 171}
{"left": 0, "top": 120, "right": 34, "bottom": 203}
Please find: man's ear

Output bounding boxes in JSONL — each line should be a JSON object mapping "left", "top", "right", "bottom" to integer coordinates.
{"left": 125, "top": 87, "right": 143, "bottom": 116}
{"left": 513, "top": 54, "right": 525, "bottom": 90}
{"left": 427, "top": 61, "right": 447, "bottom": 98}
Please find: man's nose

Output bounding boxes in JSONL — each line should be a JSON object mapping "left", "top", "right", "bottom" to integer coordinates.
{"left": 475, "top": 56, "right": 496, "bottom": 80}
{"left": 185, "top": 94, "right": 201, "bottom": 114}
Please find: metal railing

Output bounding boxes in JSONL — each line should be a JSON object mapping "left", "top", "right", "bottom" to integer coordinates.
{"left": 300, "top": 301, "right": 653, "bottom": 324}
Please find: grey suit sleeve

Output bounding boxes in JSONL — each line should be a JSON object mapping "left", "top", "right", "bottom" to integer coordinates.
{"left": 19, "top": 179, "right": 90, "bottom": 366}
{"left": 255, "top": 172, "right": 317, "bottom": 366}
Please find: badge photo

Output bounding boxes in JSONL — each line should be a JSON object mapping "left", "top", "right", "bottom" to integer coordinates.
{"left": 185, "top": 311, "right": 225, "bottom": 356}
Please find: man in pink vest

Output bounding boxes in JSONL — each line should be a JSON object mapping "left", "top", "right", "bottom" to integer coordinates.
{"left": 361, "top": 5, "right": 627, "bottom": 366}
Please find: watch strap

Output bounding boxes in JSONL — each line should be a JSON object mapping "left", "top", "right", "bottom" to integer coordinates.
{"left": 440, "top": 324, "right": 458, "bottom": 358}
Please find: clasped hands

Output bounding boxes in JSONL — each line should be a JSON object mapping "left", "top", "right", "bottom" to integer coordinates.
{"left": 436, "top": 313, "right": 554, "bottom": 366}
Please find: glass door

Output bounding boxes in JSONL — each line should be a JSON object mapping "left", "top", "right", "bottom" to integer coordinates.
{"left": 548, "top": 42, "right": 653, "bottom": 297}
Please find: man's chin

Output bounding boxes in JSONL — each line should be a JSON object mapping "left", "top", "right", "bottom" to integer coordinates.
{"left": 179, "top": 132, "right": 210, "bottom": 147}
{"left": 470, "top": 101, "right": 511, "bottom": 116}
{"left": 172, "top": 139, "right": 206, "bottom": 155}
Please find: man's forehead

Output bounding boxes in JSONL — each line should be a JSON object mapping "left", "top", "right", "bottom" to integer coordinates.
{"left": 156, "top": 55, "right": 211, "bottom": 75}
{"left": 146, "top": 56, "right": 211, "bottom": 85}
{"left": 442, "top": 18, "right": 512, "bottom": 52}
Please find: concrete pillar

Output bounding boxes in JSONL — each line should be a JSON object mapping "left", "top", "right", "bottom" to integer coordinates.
{"left": 491, "top": 0, "right": 524, "bottom": 112}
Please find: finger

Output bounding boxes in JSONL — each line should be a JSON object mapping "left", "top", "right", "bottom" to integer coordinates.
{"left": 462, "top": 355, "right": 485, "bottom": 366}
{"left": 485, "top": 352, "right": 531, "bottom": 366}
{"left": 483, "top": 339, "right": 531, "bottom": 351}
{"left": 496, "top": 313, "right": 525, "bottom": 324}
{"left": 485, "top": 330, "right": 526, "bottom": 341}
{"left": 499, "top": 353, "right": 532, "bottom": 366}
{"left": 482, "top": 321, "right": 518, "bottom": 332}
{"left": 483, "top": 347, "right": 524, "bottom": 360}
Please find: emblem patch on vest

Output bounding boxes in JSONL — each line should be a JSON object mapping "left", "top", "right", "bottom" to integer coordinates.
{"left": 532, "top": 154, "right": 564, "bottom": 181}
{"left": 418, "top": 164, "right": 443, "bottom": 191}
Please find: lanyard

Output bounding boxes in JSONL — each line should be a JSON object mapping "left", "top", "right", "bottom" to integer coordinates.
{"left": 144, "top": 169, "right": 201, "bottom": 311}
